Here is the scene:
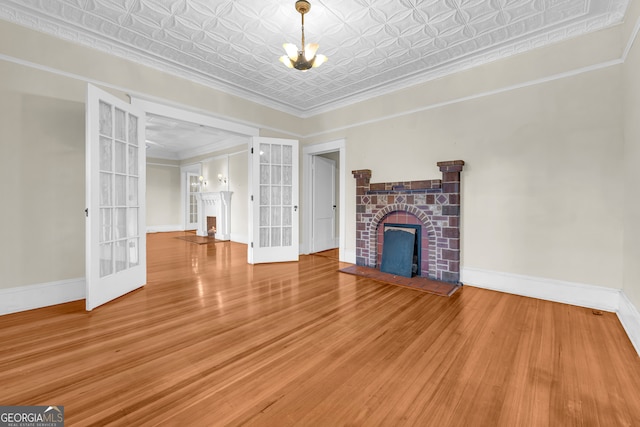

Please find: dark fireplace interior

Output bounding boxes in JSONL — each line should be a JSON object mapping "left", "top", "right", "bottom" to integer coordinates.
{"left": 376, "top": 212, "right": 429, "bottom": 278}
{"left": 380, "top": 223, "right": 421, "bottom": 278}
{"left": 206, "top": 216, "right": 217, "bottom": 237}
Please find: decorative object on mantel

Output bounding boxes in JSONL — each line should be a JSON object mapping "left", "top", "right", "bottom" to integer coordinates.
{"left": 279, "top": 0, "right": 328, "bottom": 70}
{"left": 350, "top": 160, "right": 464, "bottom": 288}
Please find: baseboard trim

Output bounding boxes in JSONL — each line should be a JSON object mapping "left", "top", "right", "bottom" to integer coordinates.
{"left": 343, "top": 249, "right": 356, "bottom": 264}
{"left": 618, "top": 292, "right": 640, "bottom": 357}
{"left": 147, "top": 225, "right": 183, "bottom": 233}
{"left": 461, "top": 267, "right": 621, "bottom": 312}
{"left": 0, "top": 278, "right": 85, "bottom": 316}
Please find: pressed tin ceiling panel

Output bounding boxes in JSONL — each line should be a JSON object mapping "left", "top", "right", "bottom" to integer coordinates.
{"left": 0, "top": 0, "right": 629, "bottom": 117}
{"left": 145, "top": 113, "right": 250, "bottom": 160}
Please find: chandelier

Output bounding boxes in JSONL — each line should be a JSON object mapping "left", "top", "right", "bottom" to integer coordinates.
{"left": 279, "top": 0, "right": 328, "bottom": 71}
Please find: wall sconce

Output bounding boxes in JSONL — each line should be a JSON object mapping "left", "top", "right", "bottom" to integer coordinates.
{"left": 199, "top": 175, "right": 207, "bottom": 187}
{"left": 218, "top": 174, "right": 227, "bottom": 184}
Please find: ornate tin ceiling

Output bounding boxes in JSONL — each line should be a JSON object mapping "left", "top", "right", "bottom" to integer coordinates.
{"left": 145, "top": 113, "right": 250, "bottom": 159}
{"left": 0, "top": 0, "right": 629, "bottom": 117}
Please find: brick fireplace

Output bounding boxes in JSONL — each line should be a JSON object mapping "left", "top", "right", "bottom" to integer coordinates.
{"left": 352, "top": 160, "right": 464, "bottom": 284}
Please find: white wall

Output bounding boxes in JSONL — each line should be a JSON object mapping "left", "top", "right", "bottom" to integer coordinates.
{"left": 201, "top": 156, "right": 227, "bottom": 194}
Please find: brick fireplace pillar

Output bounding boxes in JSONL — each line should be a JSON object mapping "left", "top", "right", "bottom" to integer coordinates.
{"left": 352, "top": 169, "right": 373, "bottom": 267}
{"left": 353, "top": 169, "right": 372, "bottom": 196}
{"left": 437, "top": 160, "right": 464, "bottom": 282}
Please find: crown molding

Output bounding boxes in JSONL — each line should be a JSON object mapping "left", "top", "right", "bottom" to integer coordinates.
{"left": 622, "top": 13, "right": 640, "bottom": 61}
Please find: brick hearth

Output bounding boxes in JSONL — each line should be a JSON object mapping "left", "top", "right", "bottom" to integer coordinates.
{"left": 352, "top": 160, "right": 464, "bottom": 283}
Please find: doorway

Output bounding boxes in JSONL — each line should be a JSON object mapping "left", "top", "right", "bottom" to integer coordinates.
{"left": 182, "top": 166, "right": 201, "bottom": 231}
{"left": 131, "top": 98, "right": 258, "bottom": 238}
{"left": 303, "top": 139, "right": 346, "bottom": 261}
{"left": 311, "top": 153, "right": 337, "bottom": 253}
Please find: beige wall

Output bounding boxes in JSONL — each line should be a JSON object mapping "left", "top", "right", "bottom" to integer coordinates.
{"left": 623, "top": 3, "right": 640, "bottom": 308}
{"left": 228, "top": 151, "right": 249, "bottom": 242}
{"left": 0, "top": 90, "right": 85, "bottom": 288}
{"left": 146, "top": 160, "right": 181, "bottom": 228}
{"left": 304, "top": 26, "right": 626, "bottom": 289}
{"left": 302, "top": 25, "right": 622, "bottom": 137}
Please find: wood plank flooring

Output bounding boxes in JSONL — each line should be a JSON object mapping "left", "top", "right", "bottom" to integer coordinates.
{"left": 1, "top": 231, "right": 639, "bottom": 426}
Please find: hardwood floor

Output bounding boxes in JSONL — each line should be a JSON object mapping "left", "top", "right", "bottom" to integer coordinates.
{"left": 1, "top": 231, "right": 639, "bottom": 426}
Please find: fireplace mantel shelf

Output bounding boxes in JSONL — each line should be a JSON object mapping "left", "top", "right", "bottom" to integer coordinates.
{"left": 365, "top": 179, "right": 443, "bottom": 193}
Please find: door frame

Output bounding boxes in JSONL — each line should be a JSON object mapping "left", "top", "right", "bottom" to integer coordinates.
{"left": 129, "top": 97, "right": 259, "bottom": 233}
{"left": 302, "top": 139, "right": 346, "bottom": 260}
{"left": 311, "top": 155, "right": 337, "bottom": 253}
{"left": 130, "top": 97, "right": 260, "bottom": 139}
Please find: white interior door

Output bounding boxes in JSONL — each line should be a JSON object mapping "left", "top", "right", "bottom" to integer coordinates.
{"left": 312, "top": 155, "right": 336, "bottom": 253}
{"left": 86, "top": 84, "right": 146, "bottom": 311}
{"left": 248, "top": 137, "right": 299, "bottom": 264}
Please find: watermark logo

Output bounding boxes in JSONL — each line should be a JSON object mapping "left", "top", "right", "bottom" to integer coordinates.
{"left": 0, "top": 406, "right": 64, "bottom": 427}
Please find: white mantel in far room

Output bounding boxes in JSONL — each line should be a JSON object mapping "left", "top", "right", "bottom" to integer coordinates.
{"left": 194, "top": 191, "right": 233, "bottom": 240}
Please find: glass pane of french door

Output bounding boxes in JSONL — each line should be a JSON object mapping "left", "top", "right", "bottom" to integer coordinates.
{"left": 258, "top": 142, "right": 294, "bottom": 248}
{"left": 87, "top": 83, "right": 146, "bottom": 311}
{"left": 98, "top": 102, "right": 141, "bottom": 277}
{"left": 188, "top": 173, "right": 199, "bottom": 226}
{"left": 249, "top": 137, "right": 298, "bottom": 264}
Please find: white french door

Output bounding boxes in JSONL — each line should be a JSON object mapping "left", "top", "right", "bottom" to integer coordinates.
{"left": 186, "top": 172, "right": 200, "bottom": 230}
{"left": 312, "top": 155, "right": 336, "bottom": 253}
{"left": 248, "top": 137, "right": 299, "bottom": 264}
{"left": 86, "top": 84, "right": 146, "bottom": 311}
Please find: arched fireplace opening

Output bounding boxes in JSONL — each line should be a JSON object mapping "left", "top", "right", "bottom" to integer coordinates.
{"left": 376, "top": 211, "right": 428, "bottom": 278}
